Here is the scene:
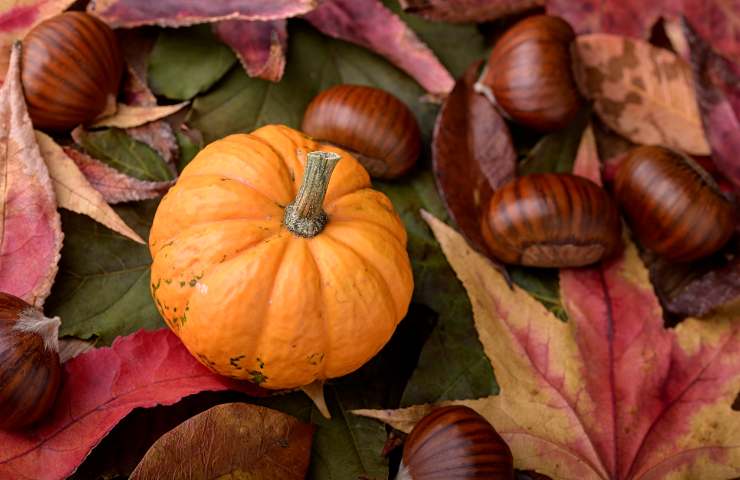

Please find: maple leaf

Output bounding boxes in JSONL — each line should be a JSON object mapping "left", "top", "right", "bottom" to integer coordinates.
{"left": 0, "top": 329, "right": 265, "bottom": 480}
{"left": 356, "top": 213, "right": 740, "bottom": 478}
{"left": 0, "top": 42, "right": 62, "bottom": 306}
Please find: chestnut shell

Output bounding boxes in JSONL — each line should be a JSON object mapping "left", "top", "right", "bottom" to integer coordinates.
{"left": 482, "top": 173, "right": 622, "bottom": 267}
{"left": 21, "top": 12, "right": 123, "bottom": 131}
{"left": 399, "top": 406, "right": 513, "bottom": 480}
{"left": 0, "top": 293, "right": 61, "bottom": 430}
{"left": 301, "top": 84, "right": 421, "bottom": 179}
{"left": 483, "top": 15, "right": 583, "bottom": 131}
{"left": 614, "top": 145, "right": 735, "bottom": 262}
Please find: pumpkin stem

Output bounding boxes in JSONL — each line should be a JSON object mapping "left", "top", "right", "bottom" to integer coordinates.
{"left": 284, "top": 151, "right": 341, "bottom": 238}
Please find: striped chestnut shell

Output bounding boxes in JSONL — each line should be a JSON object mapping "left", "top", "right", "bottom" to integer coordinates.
{"left": 301, "top": 84, "right": 421, "bottom": 180}
{"left": 21, "top": 12, "right": 123, "bottom": 131}
{"left": 481, "top": 173, "right": 622, "bottom": 267}
{"left": 614, "top": 145, "right": 735, "bottom": 262}
{"left": 481, "top": 15, "right": 583, "bottom": 131}
{"left": 0, "top": 292, "right": 61, "bottom": 430}
{"left": 397, "top": 406, "right": 514, "bottom": 480}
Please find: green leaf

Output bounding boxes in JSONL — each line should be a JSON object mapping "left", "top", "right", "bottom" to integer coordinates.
{"left": 175, "top": 130, "right": 202, "bottom": 172}
{"left": 148, "top": 25, "right": 236, "bottom": 101}
{"left": 76, "top": 128, "right": 174, "bottom": 182}
{"left": 508, "top": 266, "right": 568, "bottom": 321}
{"left": 518, "top": 109, "right": 590, "bottom": 175}
{"left": 46, "top": 200, "right": 164, "bottom": 345}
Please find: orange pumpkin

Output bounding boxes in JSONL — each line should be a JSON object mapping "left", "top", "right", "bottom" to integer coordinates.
{"left": 149, "top": 125, "right": 413, "bottom": 393}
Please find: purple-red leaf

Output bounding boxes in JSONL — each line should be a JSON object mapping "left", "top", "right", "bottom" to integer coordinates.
{"left": 87, "top": 0, "right": 318, "bottom": 28}
{"left": 399, "top": 0, "right": 543, "bottom": 23}
{"left": 0, "top": 43, "right": 62, "bottom": 306}
{"left": 304, "top": 0, "right": 454, "bottom": 97}
{"left": 432, "top": 60, "right": 515, "bottom": 252}
{"left": 214, "top": 20, "right": 287, "bottom": 82}
{"left": 546, "top": 0, "right": 663, "bottom": 39}
{"left": 126, "top": 121, "right": 180, "bottom": 168}
{"left": 63, "top": 147, "right": 173, "bottom": 204}
{"left": 0, "top": 329, "right": 266, "bottom": 480}
{"left": 682, "top": 18, "right": 740, "bottom": 190}
{"left": 681, "top": 0, "right": 739, "bottom": 64}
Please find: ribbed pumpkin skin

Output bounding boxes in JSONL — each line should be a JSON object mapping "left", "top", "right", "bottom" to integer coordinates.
{"left": 399, "top": 406, "right": 514, "bottom": 480}
{"left": 483, "top": 15, "right": 582, "bottom": 131}
{"left": 614, "top": 145, "right": 735, "bottom": 262}
{"left": 149, "top": 125, "right": 413, "bottom": 389}
{"left": 301, "top": 85, "right": 421, "bottom": 179}
{"left": 0, "top": 293, "right": 61, "bottom": 430}
{"left": 21, "top": 12, "right": 123, "bottom": 131}
{"left": 481, "top": 173, "right": 621, "bottom": 267}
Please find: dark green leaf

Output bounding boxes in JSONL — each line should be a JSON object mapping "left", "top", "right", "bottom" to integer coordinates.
{"left": 76, "top": 128, "right": 174, "bottom": 182}
{"left": 517, "top": 109, "right": 589, "bottom": 175}
{"left": 175, "top": 130, "right": 202, "bottom": 172}
{"left": 148, "top": 25, "right": 236, "bottom": 101}
{"left": 508, "top": 266, "right": 567, "bottom": 321}
{"left": 47, "top": 201, "right": 164, "bottom": 345}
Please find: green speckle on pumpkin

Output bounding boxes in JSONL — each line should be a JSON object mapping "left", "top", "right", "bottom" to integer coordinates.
{"left": 248, "top": 370, "right": 268, "bottom": 385}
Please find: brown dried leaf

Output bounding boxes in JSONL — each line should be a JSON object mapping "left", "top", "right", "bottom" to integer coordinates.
{"left": 0, "top": 43, "right": 62, "bottom": 306}
{"left": 573, "top": 34, "right": 710, "bottom": 155}
{"left": 214, "top": 20, "right": 287, "bottom": 82}
{"left": 130, "top": 403, "right": 314, "bottom": 480}
{"left": 35, "top": 131, "right": 144, "bottom": 244}
{"left": 432, "top": 60, "right": 515, "bottom": 252}
{"left": 399, "top": 0, "right": 543, "bottom": 23}
{"left": 91, "top": 102, "right": 188, "bottom": 129}
{"left": 64, "top": 147, "right": 173, "bottom": 204}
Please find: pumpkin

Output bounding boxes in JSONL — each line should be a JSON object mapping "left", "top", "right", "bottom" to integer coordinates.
{"left": 149, "top": 125, "right": 413, "bottom": 396}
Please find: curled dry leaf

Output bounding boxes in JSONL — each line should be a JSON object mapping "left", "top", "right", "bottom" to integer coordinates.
{"left": 432, "top": 60, "right": 515, "bottom": 252}
{"left": 91, "top": 102, "right": 188, "bottom": 129}
{"left": 130, "top": 403, "right": 314, "bottom": 480}
{"left": 573, "top": 34, "right": 710, "bottom": 155}
{"left": 399, "top": 0, "right": 543, "bottom": 23}
{"left": 0, "top": 329, "right": 266, "bottom": 480}
{"left": 87, "top": 0, "right": 318, "bottom": 28}
{"left": 358, "top": 212, "right": 740, "bottom": 478}
{"left": 35, "top": 131, "right": 144, "bottom": 244}
{"left": 546, "top": 0, "right": 663, "bottom": 39}
{"left": 304, "top": 0, "right": 454, "bottom": 97}
{"left": 0, "top": 0, "right": 76, "bottom": 80}
{"left": 0, "top": 43, "right": 62, "bottom": 306}
{"left": 681, "top": 19, "right": 740, "bottom": 190}
{"left": 214, "top": 20, "right": 287, "bottom": 82}
{"left": 64, "top": 147, "right": 173, "bottom": 204}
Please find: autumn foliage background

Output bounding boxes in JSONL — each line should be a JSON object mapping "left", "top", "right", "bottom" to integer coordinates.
{"left": 0, "top": 0, "right": 738, "bottom": 479}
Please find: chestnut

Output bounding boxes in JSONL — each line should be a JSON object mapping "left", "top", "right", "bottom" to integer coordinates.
{"left": 614, "top": 145, "right": 735, "bottom": 262}
{"left": 0, "top": 292, "right": 61, "bottom": 430}
{"left": 481, "top": 173, "right": 622, "bottom": 267}
{"left": 21, "top": 12, "right": 123, "bottom": 131}
{"left": 397, "top": 405, "right": 513, "bottom": 480}
{"left": 301, "top": 84, "right": 421, "bottom": 179}
{"left": 481, "top": 15, "right": 583, "bottom": 131}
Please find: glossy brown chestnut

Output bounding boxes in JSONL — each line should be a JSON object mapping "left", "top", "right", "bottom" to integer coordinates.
{"left": 21, "top": 12, "right": 123, "bottom": 131}
{"left": 301, "top": 84, "right": 421, "bottom": 179}
{"left": 397, "top": 406, "right": 513, "bottom": 480}
{"left": 481, "top": 15, "right": 583, "bottom": 132}
{"left": 614, "top": 145, "right": 735, "bottom": 262}
{"left": 482, "top": 173, "right": 622, "bottom": 267}
{"left": 0, "top": 292, "right": 61, "bottom": 430}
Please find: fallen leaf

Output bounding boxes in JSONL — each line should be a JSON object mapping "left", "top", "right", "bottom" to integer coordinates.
{"left": 63, "top": 147, "right": 173, "bottom": 204}
{"left": 517, "top": 109, "right": 589, "bottom": 175}
{"left": 0, "top": 0, "right": 75, "bottom": 80}
{"left": 126, "top": 121, "right": 180, "bottom": 167}
{"left": 91, "top": 102, "right": 188, "bottom": 129}
{"left": 681, "top": 0, "right": 740, "bottom": 64}
{"left": 130, "top": 403, "right": 314, "bottom": 479}
{"left": 0, "top": 329, "right": 266, "bottom": 480}
{"left": 174, "top": 127, "right": 202, "bottom": 172}
{"left": 304, "top": 0, "right": 454, "bottom": 97}
{"left": 546, "top": 0, "right": 663, "bottom": 39}
{"left": 87, "top": 0, "right": 318, "bottom": 28}
{"left": 122, "top": 64, "right": 158, "bottom": 106}
{"left": 57, "top": 337, "right": 95, "bottom": 363}
{"left": 73, "top": 127, "right": 175, "bottom": 182}
{"left": 572, "top": 123, "right": 601, "bottom": 183}
{"left": 358, "top": 212, "right": 740, "bottom": 478}
{"left": 682, "top": 19, "right": 740, "bottom": 190}
{"left": 399, "top": 0, "right": 543, "bottom": 23}
{"left": 214, "top": 19, "right": 287, "bottom": 82}
{"left": 573, "top": 34, "right": 710, "bottom": 155}
{"left": 0, "top": 43, "right": 62, "bottom": 306}
{"left": 147, "top": 25, "right": 236, "bottom": 101}
{"left": 432, "top": 60, "right": 515, "bottom": 253}
{"left": 35, "top": 131, "right": 144, "bottom": 244}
